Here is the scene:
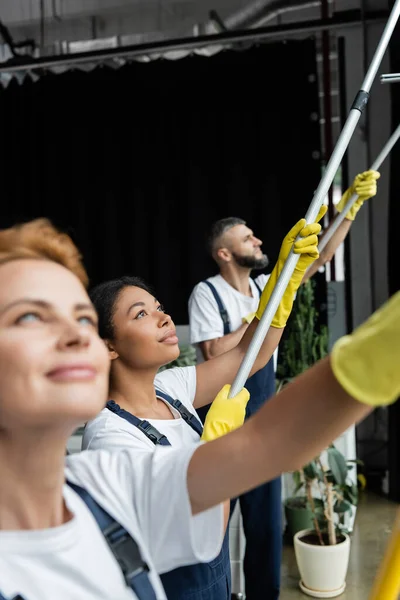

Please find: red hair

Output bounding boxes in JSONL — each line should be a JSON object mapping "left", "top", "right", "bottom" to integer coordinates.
{"left": 0, "top": 218, "right": 89, "bottom": 288}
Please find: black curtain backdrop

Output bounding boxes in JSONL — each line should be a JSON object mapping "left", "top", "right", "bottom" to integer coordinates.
{"left": 0, "top": 39, "right": 321, "bottom": 324}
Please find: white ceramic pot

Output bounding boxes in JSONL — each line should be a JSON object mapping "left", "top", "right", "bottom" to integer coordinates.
{"left": 294, "top": 529, "right": 350, "bottom": 598}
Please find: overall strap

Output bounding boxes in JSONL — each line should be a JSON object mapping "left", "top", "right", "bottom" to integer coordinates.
{"left": 67, "top": 482, "right": 157, "bottom": 600}
{"left": 253, "top": 279, "right": 263, "bottom": 298}
{"left": 155, "top": 389, "right": 203, "bottom": 437}
{"left": 106, "top": 400, "right": 170, "bottom": 446}
{"left": 202, "top": 280, "right": 231, "bottom": 335}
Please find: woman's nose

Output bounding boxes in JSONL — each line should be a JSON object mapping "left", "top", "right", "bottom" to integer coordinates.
{"left": 57, "top": 321, "right": 91, "bottom": 350}
{"left": 158, "top": 311, "right": 172, "bottom": 328}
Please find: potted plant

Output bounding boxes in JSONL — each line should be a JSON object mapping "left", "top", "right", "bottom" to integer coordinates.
{"left": 277, "top": 280, "right": 359, "bottom": 596}
{"left": 277, "top": 280, "right": 329, "bottom": 535}
{"left": 293, "top": 445, "right": 359, "bottom": 597}
{"left": 284, "top": 465, "right": 324, "bottom": 539}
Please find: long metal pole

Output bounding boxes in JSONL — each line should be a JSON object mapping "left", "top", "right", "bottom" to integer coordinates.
{"left": 321, "top": 0, "right": 337, "bottom": 279}
{"left": 229, "top": 0, "right": 400, "bottom": 398}
{"left": 317, "top": 123, "right": 400, "bottom": 253}
{"left": 381, "top": 73, "right": 400, "bottom": 83}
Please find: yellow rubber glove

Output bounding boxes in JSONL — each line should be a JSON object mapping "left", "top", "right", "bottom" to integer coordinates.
{"left": 336, "top": 170, "right": 380, "bottom": 221}
{"left": 201, "top": 384, "right": 250, "bottom": 441}
{"left": 331, "top": 290, "right": 400, "bottom": 406}
{"left": 255, "top": 205, "right": 327, "bottom": 328}
{"left": 242, "top": 312, "right": 256, "bottom": 324}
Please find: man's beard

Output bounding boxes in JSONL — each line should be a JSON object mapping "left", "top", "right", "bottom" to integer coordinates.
{"left": 231, "top": 252, "right": 269, "bottom": 270}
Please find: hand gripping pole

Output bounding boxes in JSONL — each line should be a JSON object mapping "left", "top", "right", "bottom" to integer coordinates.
{"left": 317, "top": 123, "right": 400, "bottom": 254}
{"left": 228, "top": 0, "right": 400, "bottom": 398}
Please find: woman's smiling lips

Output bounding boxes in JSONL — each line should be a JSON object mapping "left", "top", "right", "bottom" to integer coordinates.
{"left": 46, "top": 363, "right": 97, "bottom": 382}
{"left": 159, "top": 330, "right": 179, "bottom": 345}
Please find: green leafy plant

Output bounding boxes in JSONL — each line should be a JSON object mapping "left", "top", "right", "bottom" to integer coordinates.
{"left": 276, "top": 279, "right": 328, "bottom": 387}
{"left": 293, "top": 446, "right": 360, "bottom": 545}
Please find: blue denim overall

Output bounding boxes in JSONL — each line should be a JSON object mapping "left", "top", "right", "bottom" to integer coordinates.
{"left": 106, "top": 391, "right": 232, "bottom": 600}
{"left": 0, "top": 480, "right": 160, "bottom": 600}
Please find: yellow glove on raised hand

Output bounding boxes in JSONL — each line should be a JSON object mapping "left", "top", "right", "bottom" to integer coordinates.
{"left": 331, "top": 290, "right": 400, "bottom": 406}
{"left": 200, "top": 384, "right": 250, "bottom": 442}
{"left": 336, "top": 170, "right": 380, "bottom": 220}
{"left": 255, "top": 205, "right": 327, "bottom": 328}
{"left": 242, "top": 312, "right": 256, "bottom": 324}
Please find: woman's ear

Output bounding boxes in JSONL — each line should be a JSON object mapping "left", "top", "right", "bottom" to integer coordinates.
{"left": 105, "top": 339, "right": 119, "bottom": 361}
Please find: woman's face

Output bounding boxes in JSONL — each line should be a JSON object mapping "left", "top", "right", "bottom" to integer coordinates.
{"left": 110, "top": 286, "right": 180, "bottom": 370}
{"left": 0, "top": 259, "right": 110, "bottom": 433}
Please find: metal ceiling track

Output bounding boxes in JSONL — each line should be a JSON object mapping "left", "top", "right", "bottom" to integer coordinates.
{"left": 0, "top": 8, "right": 388, "bottom": 74}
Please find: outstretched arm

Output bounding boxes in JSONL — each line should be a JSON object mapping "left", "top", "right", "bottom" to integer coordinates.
{"left": 189, "top": 290, "right": 400, "bottom": 514}
{"left": 303, "top": 169, "right": 380, "bottom": 283}
{"left": 190, "top": 357, "right": 369, "bottom": 513}
{"left": 198, "top": 323, "right": 249, "bottom": 361}
{"left": 302, "top": 218, "right": 352, "bottom": 282}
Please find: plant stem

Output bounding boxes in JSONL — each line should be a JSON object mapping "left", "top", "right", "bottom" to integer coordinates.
{"left": 326, "top": 482, "right": 337, "bottom": 545}
{"left": 317, "top": 458, "right": 337, "bottom": 546}
{"left": 306, "top": 478, "right": 324, "bottom": 546}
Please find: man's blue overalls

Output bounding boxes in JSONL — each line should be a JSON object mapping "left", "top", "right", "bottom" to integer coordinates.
{"left": 105, "top": 392, "right": 232, "bottom": 600}
{"left": 197, "top": 280, "right": 282, "bottom": 600}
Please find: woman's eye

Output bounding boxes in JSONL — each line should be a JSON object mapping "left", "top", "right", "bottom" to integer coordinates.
{"left": 16, "top": 312, "right": 41, "bottom": 325}
{"left": 135, "top": 310, "right": 146, "bottom": 320}
{"left": 78, "top": 315, "right": 97, "bottom": 327}
{"left": 157, "top": 305, "right": 165, "bottom": 313}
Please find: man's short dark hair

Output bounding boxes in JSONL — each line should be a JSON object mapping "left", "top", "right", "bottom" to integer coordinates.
{"left": 207, "top": 217, "right": 246, "bottom": 256}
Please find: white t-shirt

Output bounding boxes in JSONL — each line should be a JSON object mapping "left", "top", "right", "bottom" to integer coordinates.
{"left": 188, "top": 273, "right": 277, "bottom": 369}
{"left": 82, "top": 367, "right": 201, "bottom": 453}
{"left": 0, "top": 446, "right": 223, "bottom": 600}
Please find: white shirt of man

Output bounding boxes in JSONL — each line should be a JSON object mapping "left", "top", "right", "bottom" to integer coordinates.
{"left": 188, "top": 273, "right": 277, "bottom": 369}
{"left": 0, "top": 444, "right": 223, "bottom": 600}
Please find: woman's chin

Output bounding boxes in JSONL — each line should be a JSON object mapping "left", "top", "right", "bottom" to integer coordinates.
{"left": 160, "top": 346, "right": 180, "bottom": 367}
{"left": 51, "top": 388, "right": 108, "bottom": 423}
